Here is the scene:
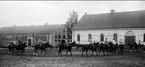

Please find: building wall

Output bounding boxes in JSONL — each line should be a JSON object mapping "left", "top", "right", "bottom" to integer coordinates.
{"left": 73, "top": 28, "right": 145, "bottom": 44}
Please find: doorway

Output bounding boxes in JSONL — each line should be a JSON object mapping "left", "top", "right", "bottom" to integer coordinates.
{"left": 28, "top": 39, "right": 31, "bottom": 46}
{"left": 125, "top": 30, "right": 136, "bottom": 44}
{"left": 125, "top": 36, "right": 135, "bottom": 44}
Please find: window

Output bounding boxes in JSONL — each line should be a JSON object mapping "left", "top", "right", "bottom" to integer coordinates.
{"left": 20, "top": 36, "right": 27, "bottom": 41}
{"left": 63, "top": 35, "right": 65, "bottom": 39}
{"left": 113, "top": 33, "right": 117, "bottom": 41}
{"left": 88, "top": 34, "right": 92, "bottom": 42}
{"left": 58, "top": 35, "right": 61, "bottom": 39}
{"left": 77, "top": 34, "right": 80, "bottom": 41}
{"left": 36, "top": 36, "right": 46, "bottom": 41}
{"left": 144, "top": 34, "right": 145, "bottom": 42}
{"left": 55, "top": 35, "right": 57, "bottom": 39}
{"left": 100, "top": 33, "right": 104, "bottom": 41}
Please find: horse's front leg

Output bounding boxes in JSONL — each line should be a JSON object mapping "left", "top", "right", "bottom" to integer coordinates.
{"left": 86, "top": 50, "right": 88, "bottom": 56}
{"left": 35, "top": 49, "right": 38, "bottom": 56}
{"left": 33, "top": 49, "right": 36, "bottom": 55}
{"left": 103, "top": 48, "right": 105, "bottom": 55}
{"left": 69, "top": 49, "right": 72, "bottom": 56}
{"left": 65, "top": 49, "right": 69, "bottom": 56}
{"left": 58, "top": 49, "right": 62, "bottom": 56}
{"left": 81, "top": 49, "right": 84, "bottom": 56}
{"left": 92, "top": 49, "right": 94, "bottom": 56}
{"left": 44, "top": 49, "right": 47, "bottom": 54}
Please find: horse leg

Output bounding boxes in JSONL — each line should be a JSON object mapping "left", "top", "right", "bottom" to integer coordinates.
{"left": 44, "top": 49, "right": 47, "bottom": 55}
{"left": 81, "top": 49, "right": 84, "bottom": 56}
{"left": 65, "top": 49, "right": 69, "bottom": 56}
{"left": 35, "top": 49, "right": 38, "bottom": 56}
{"left": 103, "top": 48, "right": 105, "bottom": 55}
{"left": 96, "top": 48, "right": 98, "bottom": 56}
{"left": 92, "top": 49, "right": 94, "bottom": 56}
{"left": 58, "top": 49, "right": 62, "bottom": 56}
{"left": 99, "top": 48, "right": 101, "bottom": 55}
{"left": 86, "top": 50, "right": 88, "bottom": 56}
{"left": 70, "top": 49, "right": 72, "bottom": 56}
{"left": 33, "top": 49, "right": 36, "bottom": 55}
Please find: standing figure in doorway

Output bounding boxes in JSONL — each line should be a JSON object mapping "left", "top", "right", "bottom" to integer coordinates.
{"left": 119, "top": 39, "right": 124, "bottom": 54}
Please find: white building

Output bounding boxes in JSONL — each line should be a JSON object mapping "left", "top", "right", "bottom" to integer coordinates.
{"left": 72, "top": 9, "right": 145, "bottom": 45}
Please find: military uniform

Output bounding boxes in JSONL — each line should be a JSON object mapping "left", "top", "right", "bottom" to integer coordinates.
{"left": 119, "top": 40, "right": 124, "bottom": 54}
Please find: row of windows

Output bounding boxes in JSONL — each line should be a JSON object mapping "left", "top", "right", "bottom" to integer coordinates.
{"left": 2, "top": 35, "right": 27, "bottom": 41}
{"left": 35, "top": 36, "right": 47, "bottom": 41}
{"left": 55, "top": 35, "right": 72, "bottom": 40}
{"left": 77, "top": 33, "right": 145, "bottom": 42}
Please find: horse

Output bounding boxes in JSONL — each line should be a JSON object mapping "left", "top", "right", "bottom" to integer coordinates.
{"left": 8, "top": 42, "right": 27, "bottom": 55}
{"left": 57, "top": 42, "right": 75, "bottom": 56}
{"left": 45, "top": 42, "right": 54, "bottom": 51}
{"left": 99, "top": 42, "right": 110, "bottom": 55}
{"left": 108, "top": 42, "right": 118, "bottom": 55}
{"left": 128, "top": 42, "right": 139, "bottom": 52}
{"left": 81, "top": 43, "right": 97, "bottom": 56}
{"left": 32, "top": 43, "right": 48, "bottom": 56}
{"left": 127, "top": 43, "right": 134, "bottom": 52}
{"left": 8, "top": 42, "right": 16, "bottom": 54}
{"left": 17, "top": 42, "right": 27, "bottom": 55}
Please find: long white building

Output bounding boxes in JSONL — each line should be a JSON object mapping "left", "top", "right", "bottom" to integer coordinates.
{"left": 72, "top": 9, "right": 145, "bottom": 44}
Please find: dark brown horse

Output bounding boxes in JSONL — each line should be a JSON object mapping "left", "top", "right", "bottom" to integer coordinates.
{"left": 8, "top": 42, "right": 27, "bottom": 55}
{"left": 81, "top": 43, "right": 97, "bottom": 56}
{"left": 32, "top": 42, "right": 51, "bottom": 56}
{"left": 57, "top": 42, "right": 75, "bottom": 56}
{"left": 99, "top": 42, "right": 110, "bottom": 55}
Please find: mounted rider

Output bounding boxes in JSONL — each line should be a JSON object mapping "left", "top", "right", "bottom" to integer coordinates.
{"left": 18, "top": 39, "right": 23, "bottom": 45}
{"left": 60, "top": 40, "right": 67, "bottom": 47}
{"left": 104, "top": 38, "right": 109, "bottom": 46}
{"left": 8, "top": 40, "right": 14, "bottom": 46}
{"left": 112, "top": 39, "right": 116, "bottom": 45}
{"left": 38, "top": 39, "right": 43, "bottom": 46}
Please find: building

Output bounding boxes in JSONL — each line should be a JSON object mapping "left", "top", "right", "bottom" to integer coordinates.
{"left": 72, "top": 9, "right": 145, "bottom": 44}
{"left": 0, "top": 23, "right": 70, "bottom": 46}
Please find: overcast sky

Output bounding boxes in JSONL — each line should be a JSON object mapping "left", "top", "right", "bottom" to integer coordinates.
{"left": 0, "top": 1, "right": 145, "bottom": 27}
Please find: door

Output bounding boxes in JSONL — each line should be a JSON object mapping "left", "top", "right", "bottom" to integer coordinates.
{"left": 125, "top": 36, "right": 135, "bottom": 44}
{"left": 28, "top": 39, "right": 31, "bottom": 46}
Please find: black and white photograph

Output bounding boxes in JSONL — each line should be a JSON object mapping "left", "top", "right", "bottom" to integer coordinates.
{"left": 0, "top": 1, "right": 145, "bottom": 67}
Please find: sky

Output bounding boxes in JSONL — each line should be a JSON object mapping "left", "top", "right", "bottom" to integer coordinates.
{"left": 0, "top": 1, "right": 145, "bottom": 27}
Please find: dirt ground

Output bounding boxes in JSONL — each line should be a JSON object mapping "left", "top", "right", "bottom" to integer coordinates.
{"left": 0, "top": 48, "right": 145, "bottom": 67}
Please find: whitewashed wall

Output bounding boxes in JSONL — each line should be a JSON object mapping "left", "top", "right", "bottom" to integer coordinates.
{"left": 73, "top": 28, "right": 145, "bottom": 44}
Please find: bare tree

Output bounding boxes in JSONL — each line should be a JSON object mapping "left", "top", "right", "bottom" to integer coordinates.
{"left": 65, "top": 10, "right": 79, "bottom": 42}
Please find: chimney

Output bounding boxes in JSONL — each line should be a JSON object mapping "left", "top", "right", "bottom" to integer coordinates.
{"left": 110, "top": 9, "right": 115, "bottom": 13}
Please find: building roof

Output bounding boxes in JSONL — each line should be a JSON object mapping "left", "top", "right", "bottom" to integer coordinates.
{"left": 0, "top": 24, "right": 64, "bottom": 35}
{"left": 73, "top": 10, "right": 145, "bottom": 30}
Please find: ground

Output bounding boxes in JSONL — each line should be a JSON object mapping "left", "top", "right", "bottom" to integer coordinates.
{"left": 0, "top": 48, "right": 145, "bottom": 67}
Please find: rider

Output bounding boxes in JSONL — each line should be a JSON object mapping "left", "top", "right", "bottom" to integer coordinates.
{"left": 138, "top": 40, "right": 141, "bottom": 46}
{"left": 38, "top": 39, "right": 43, "bottom": 46}
{"left": 104, "top": 38, "right": 108, "bottom": 45}
{"left": 112, "top": 39, "right": 116, "bottom": 45}
{"left": 61, "top": 40, "right": 67, "bottom": 47}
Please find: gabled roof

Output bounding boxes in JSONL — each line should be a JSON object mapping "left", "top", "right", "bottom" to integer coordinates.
{"left": 73, "top": 10, "right": 145, "bottom": 30}
{"left": 0, "top": 24, "right": 64, "bottom": 35}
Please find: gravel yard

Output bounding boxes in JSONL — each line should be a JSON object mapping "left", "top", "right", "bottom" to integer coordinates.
{"left": 0, "top": 48, "right": 145, "bottom": 67}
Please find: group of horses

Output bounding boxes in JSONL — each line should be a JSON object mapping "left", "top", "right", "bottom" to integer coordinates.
{"left": 7, "top": 40, "right": 145, "bottom": 56}
{"left": 7, "top": 41, "right": 53, "bottom": 56}
{"left": 56, "top": 41, "right": 145, "bottom": 56}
